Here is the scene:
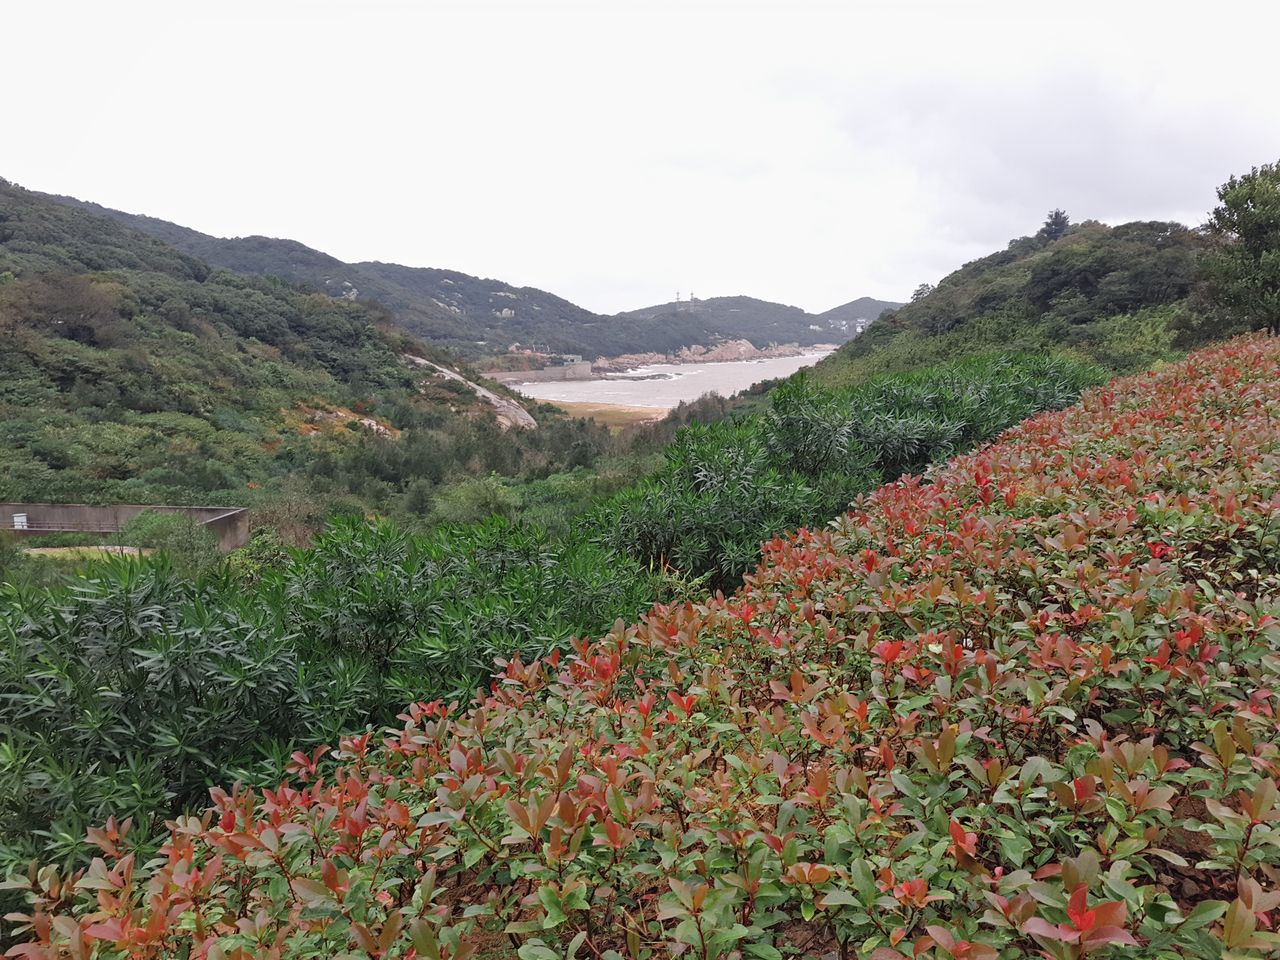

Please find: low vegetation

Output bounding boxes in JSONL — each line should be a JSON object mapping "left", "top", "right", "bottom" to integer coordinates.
{"left": 8, "top": 335, "right": 1278, "bottom": 958}
{"left": 0, "top": 519, "right": 656, "bottom": 878}
{"left": 596, "top": 352, "right": 1105, "bottom": 591}
{"left": 0, "top": 350, "right": 1101, "bottom": 880}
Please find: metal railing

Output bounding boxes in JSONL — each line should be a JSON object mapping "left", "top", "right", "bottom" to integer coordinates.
{"left": 7, "top": 519, "right": 125, "bottom": 533}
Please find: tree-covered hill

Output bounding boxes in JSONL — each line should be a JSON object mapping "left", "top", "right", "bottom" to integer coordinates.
{"left": 614, "top": 294, "right": 901, "bottom": 350}
{"left": 814, "top": 294, "right": 903, "bottom": 331}
{"left": 807, "top": 214, "right": 1228, "bottom": 387}
{"left": 46, "top": 190, "right": 899, "bottom": 358}
{"left": 0, "top": 180, "right": 592, "bottom": 515}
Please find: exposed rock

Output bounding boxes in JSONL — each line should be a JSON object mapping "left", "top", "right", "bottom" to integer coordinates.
{"left": 404, "top": 355, "right": 537, "bottom": 431}
{"left": 592, "top": 339, "right": 834, "bottom": 373}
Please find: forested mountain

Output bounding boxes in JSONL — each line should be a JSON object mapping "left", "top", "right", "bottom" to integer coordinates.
{"left": 0, "top": 179, "right": 602, "bottom": 519}
{"left": 614, "top": 293, "right": 901, "bottom": 348}
{"left": 47, "top": 191, "right": 898, "bottom": 357}
{"left": 807, "top": 214, "right": 1227, "bottom": 386}
{"left": 813, "top": 293, "right": 903, "bottom": 330}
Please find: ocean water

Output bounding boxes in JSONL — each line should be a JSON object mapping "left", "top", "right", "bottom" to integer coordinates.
{"left": 510, "top": 350, "right": 834, "bottom": 410}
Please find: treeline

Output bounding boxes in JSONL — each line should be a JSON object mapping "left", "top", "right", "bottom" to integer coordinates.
{"left": 810, "top": 162, "right": 1280, "bottom": 390}
{"left": 47, "top": 192, "right": 900, "bottom": 357}
{"left": 813, "top": 215, "right": 1216, "bottom": 388}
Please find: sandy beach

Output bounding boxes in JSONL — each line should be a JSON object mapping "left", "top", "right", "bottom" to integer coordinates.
{"left": 547, "top": 401, "right": 667, "bottom": 429}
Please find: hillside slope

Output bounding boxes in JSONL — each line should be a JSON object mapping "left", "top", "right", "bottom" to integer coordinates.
{"left": 814, "top": 293, "right": 903, "bottom": 331}
{"left": 0, "top": 180, "right": 543, "bottom": 511}
{"left": 14, "top": 335, "right": 1279, "bottom": 958}
{"left": 614, "top": 294, "right": 900, "bottom": 350}
{"left": 809, "top": 218, "right": 1211, "bottom": 387}
{"left": 47, "top": 190, "right": 899, "bottom": 357}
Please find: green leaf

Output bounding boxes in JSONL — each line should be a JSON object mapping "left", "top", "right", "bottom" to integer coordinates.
{"left": 820, "top": 889, "right": 859, "bottom": 908}
{"left": 409, "top": 919, "right": 441, "bottom": 960}
{"left": 1181, "top": 899, "right": 1228, "bottom": 930}
{"left": 537, "top": 885, "right": 567, "bottom": 928}
{"left": 998, "top": 832, "right": 1033, "bottom": 867}
{"left": 518, "top": 944, "right": 561, "bottom": 960}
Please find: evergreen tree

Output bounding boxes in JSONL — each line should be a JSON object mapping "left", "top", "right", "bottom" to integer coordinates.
{"left": 1205, "top": 162, "right": 1280, "bottom": 335}
{"left": 1037, "top": 209, "right": 1071, "bottom": 242}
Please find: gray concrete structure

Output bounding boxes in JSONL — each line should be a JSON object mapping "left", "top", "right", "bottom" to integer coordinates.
{"left": 489, "top": 361, "right": 594, "bottom": 383}
{"left": 0, "top": 504, "right": 250, "bottom": 552}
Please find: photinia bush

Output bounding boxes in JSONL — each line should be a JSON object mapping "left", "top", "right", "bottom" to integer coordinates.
{"left": 5, "top": 335, "right": 1280, "bottom": 958}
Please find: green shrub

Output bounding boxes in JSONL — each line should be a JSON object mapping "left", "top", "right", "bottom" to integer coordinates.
{"left": 119, "top": 510, "right": 219, "bottom": 575}
{"left": 594, "top": 352, "right": 1106, "bottom": 592}
{"left": 222, "top": 527, "right": 290, "bottom": 583}
{"left": 0, "top": 516, "right": 657, "bottom": 874}
{"left": 596, "top": 421, "right": 856, "bottom": 592}
{"left": 429, "top": 475, "right": 518, "bottom": 526}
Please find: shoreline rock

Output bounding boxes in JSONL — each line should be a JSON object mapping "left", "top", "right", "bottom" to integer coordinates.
{"left": 591, "top": 339, "right": 836, "bottom": 373}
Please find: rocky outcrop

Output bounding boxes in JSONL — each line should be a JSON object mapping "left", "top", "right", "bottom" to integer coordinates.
{"left": 404, "top": 356, "right": 537, "bottom": 430}
{"left": 592, "top": 339, "right": 834, "bottom": 373}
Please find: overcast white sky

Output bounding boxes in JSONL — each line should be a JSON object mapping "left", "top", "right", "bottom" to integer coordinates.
{"left": 9, "top": 0, "right": 1280, "bottom": 314}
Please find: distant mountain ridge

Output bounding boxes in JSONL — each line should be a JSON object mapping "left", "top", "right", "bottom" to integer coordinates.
{"left": 46, "top": 192, "right": 899, "bottom": 359}
{"left": 815, "top": 295, "right": 905, "bottom": 330}
{"left": 0, "top": 178, "right": 546, "bottom": 509}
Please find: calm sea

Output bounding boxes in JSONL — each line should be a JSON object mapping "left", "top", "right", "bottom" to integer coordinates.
{"left": 510, "top": 349, "right": 834, "bottom": 409}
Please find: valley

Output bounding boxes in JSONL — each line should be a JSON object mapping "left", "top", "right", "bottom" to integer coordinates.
{"left": 4, "top": 157, "right": 1280, "bottom": 960}
{"left": 10, "top": 1, "right": 1280, "bottom": 955}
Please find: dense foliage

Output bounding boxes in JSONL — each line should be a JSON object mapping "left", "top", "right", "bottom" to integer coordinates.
{"left": 596, "top": 353, "right": 1105, "bottom": 591}
{"left": 810, "top": 215, "right": 1218, "bottom": 389}
{"left": 1204, "top": 162, "right": 1280, "bottom": 336}
{"left": 0, "top": 346, "right": 1106, "bottom": 882}
{"left": 0, "top": 519, "right": 656, "bottom": 878}
{"left": 8, "top": 334, "right": 1278, "bottom": 959}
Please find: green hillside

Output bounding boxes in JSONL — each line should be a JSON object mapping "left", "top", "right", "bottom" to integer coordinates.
{"left": 614, "top": 294, "right": 900, "bottom": 350}
{"left": 7, "top": 163, "right": 1280, "bottom": 960}
{"left": 47, "top": 192, "right": 899, "bottom": 357}
{"left": 814, "top": 293, "right": 904, "bottom": 332}
{"left": 0, "top": 180, "right": 600, "bottom": 521}
{"left": 809, "top": 215, "right": 1226, "bottom": 387}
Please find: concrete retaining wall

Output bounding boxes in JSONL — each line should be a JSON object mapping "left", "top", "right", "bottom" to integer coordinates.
{"left": 0, "top": 504, "right": 250, "bottom": 552}
{"left": 488, "top": 361, "right": 594, "bottom": 384}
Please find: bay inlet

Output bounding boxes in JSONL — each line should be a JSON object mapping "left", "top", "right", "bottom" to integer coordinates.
{"left": 509, "top": 349, "right": 835, "bottom": 411}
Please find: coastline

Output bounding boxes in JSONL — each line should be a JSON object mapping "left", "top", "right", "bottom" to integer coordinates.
{"left": 487, "top": 339, "right": 838, "bottom": 383}
{"left": 508, "top": 348, "right": 836, "bottom": 413}
{"left": 590, "top": 339, "right": 837, "bottom": 374}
